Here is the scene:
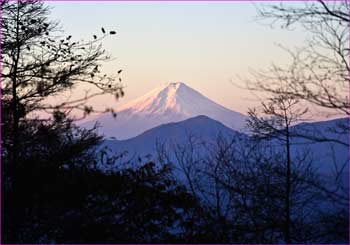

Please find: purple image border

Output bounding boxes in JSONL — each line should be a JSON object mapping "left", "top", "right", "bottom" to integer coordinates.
{"left": 0, "top": 0, "right": 348, "bottom": 245}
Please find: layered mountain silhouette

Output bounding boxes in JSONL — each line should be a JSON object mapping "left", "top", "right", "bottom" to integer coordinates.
{"left": 82, "top": 82, "right": 247, "bottom": 139}
{"left": 103, "top": 115, "right": 244, "bottom": 158}
{"left": 100, "top": 115, "right": 348, "bottom": 195}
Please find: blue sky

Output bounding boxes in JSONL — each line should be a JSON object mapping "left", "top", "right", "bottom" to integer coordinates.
{"left": 48, "top": 1, "right": 308, "bottom": 114}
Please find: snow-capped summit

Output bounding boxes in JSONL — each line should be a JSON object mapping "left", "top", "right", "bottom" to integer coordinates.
{"left": 82, "top": 82, "right": 247, "bottom": 139}
{"left": 115, "top": 82, "right": 189, "bottom": 114}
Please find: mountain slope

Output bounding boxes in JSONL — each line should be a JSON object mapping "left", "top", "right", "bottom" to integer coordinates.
{"left": 102, "top": 116, "right": 348, "bottom": 183}
{"left": 103, "top": 115, "right": 243, "bottom": 158}
{"left": 290, "top": 117, "right": 349, "bottom": 174}
{"left": 82, "top": 82, "right": 247, "bottom": 139}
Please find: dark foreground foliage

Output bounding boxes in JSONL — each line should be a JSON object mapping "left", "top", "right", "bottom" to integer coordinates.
{"left": 2, "top": 116, "right": 348, "bottom": 243}
{"left": 1, "top": 118, "right": 214, "bottom": 243}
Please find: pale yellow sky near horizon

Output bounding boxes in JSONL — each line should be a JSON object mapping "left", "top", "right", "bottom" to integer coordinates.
{"left": 46, "top": 1, "right": 311, "bottom": 118}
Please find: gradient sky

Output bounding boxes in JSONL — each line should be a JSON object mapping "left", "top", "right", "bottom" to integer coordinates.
{"left": 47, "top": 1, "right": 308, "bottom": 115}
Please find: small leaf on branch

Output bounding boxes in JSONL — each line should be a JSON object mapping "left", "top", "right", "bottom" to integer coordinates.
{"left": 101, "top": 27, "right": 106, "bottom": 34}
{"left": 109, "top": 31, "right": 116, "bottom": 35}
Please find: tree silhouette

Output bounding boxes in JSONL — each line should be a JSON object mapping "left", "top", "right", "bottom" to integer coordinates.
{"left": 251, "top": 1, "right": 349, "bottom": 117}
{"left": 247, "top": 94, "right": 308, "bottom": 243}
{"left": 1, "top": 0, "right": 123, "bottom": 169}
{"left": 1, "top": 2, "right": 216, "bottom": 243}
{"left": 242, "top": 3, "right": 349, "bottom": 241}
{"left": 245, "top": 1, "right": 349, "bottom": 149}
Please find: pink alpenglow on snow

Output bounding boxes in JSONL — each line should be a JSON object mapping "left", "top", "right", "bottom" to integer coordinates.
{"left": 81, "top": 82, "right": 247, "bottom": 139}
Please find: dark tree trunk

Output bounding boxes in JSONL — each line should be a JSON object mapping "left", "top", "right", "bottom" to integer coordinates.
{"left": 285, "top": 125, "right": 291, "bottom": 244}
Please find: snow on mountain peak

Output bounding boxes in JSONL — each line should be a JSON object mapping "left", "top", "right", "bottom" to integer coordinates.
{"left": 116, "top": 82, "right": 198, "bottom": 115}
{"left": 82, "top": 82, "right": 247, "bottom": 139}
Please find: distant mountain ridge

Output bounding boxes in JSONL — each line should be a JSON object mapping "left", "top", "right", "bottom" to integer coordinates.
{"left": 103, "top": 115, "right": 243, "bottom": 158}
{"left": 102, "top": 116, "right": 348, "bottom": 178}
{"left": 82, "top": 82, "right": 247, "bottom": 139}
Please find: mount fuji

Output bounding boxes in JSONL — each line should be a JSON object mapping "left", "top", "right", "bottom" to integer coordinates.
{"left": 82, "top": 82, "right": 247, "bottom": 139}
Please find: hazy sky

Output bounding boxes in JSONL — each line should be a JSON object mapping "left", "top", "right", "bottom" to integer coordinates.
{"left": 48, "top": 1, "right": 308, "bottom": 115}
